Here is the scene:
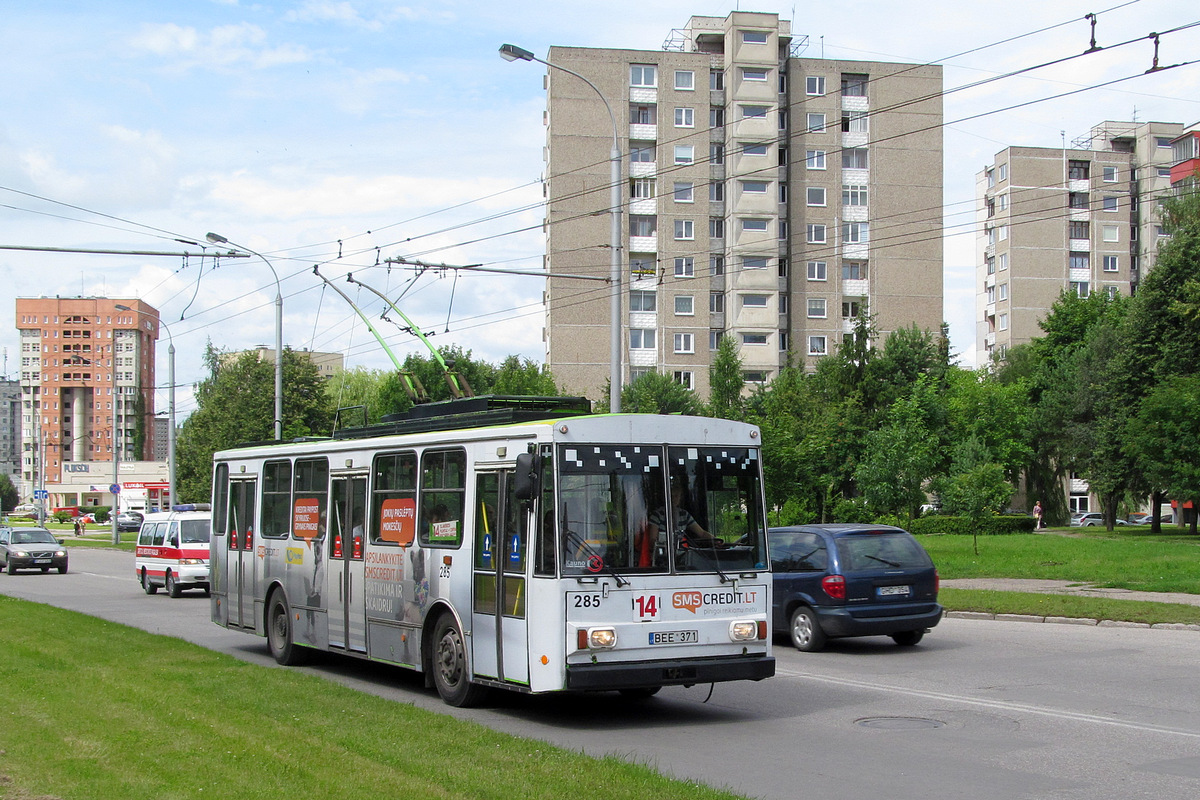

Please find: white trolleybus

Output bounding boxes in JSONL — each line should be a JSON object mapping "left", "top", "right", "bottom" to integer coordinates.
{"left": 210, "top": 396, "right": 774, "bottom": 706}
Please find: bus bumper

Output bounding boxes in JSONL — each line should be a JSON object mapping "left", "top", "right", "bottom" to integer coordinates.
{"left": 565, "top": 655, "right": 775, "bottom": 691}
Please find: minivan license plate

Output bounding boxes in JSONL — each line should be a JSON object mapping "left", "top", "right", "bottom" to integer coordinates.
{"left": 878, "top": 585, "right": 910, "bottom": 597}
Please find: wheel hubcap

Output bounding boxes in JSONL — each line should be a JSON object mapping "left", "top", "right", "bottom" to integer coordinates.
{"left": 794, "top": 615, "right": 812, "bottom": 645}
{"left": 437, "top": 630, "right": 464, "bottom": 687}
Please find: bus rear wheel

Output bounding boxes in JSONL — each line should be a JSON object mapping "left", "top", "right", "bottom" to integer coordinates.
{"left": 268, "top": 592, "right": 309, "bottom": 666}
{"left": 431, "top": 614, "right": 487, "bottom": 707}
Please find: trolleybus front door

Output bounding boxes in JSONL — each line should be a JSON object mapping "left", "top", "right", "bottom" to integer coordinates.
{"left": 226, "top": 479, "right": 257, "bottom": 629}
{"left": 471, "top": 469, "right": 529, "bottom": 686}
{"left": 327, "top": 475, "right": 368, "bottom": 652}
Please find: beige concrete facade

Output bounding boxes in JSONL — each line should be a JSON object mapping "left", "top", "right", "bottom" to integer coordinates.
{"left": 542, "top": 11, "right": 944, "bottom": 401}
{"left": 222, "top": 345, "right": 345, "bottom": 379}
{"left": 976, "top": 121, "right": 1183, "bottom": 363}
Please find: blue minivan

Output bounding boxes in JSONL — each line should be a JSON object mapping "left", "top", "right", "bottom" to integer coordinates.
{"left": 769, "top": 524, "right": 942, "bottom": 651}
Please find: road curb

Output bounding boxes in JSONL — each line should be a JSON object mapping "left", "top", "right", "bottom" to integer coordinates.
{"left": 944, "top": 610, "right": 1200, "bottom": 632}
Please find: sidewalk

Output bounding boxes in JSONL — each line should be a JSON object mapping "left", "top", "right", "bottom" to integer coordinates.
{"left": 940, "top": 578, "right": 1200, "bottom": 631}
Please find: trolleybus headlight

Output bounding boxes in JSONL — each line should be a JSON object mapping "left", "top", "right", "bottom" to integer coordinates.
{"left": 587, "top": 627, "right": 617, "bottom": 649}
{"left": 729, "top": 620, "right": 758, "bottom": 641}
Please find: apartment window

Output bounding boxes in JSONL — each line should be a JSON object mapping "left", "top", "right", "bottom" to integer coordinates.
{"left": 1102, "top": 224, "right": 1119, "bottom": 242}
{"left": 986, "top": 256, "right": 996, "bottom": 275}
{"left": 841, "top": 73, "right": 868, "bottom": 96}
{"left": 998, "top": 163, "right": 1007, "bottom": 182}
{"left": 842, "top": 300, "right": 861, "bottom": 318}
{"left": 742, "top": 256, "right": 769, "bottom": 270}
{"left": 806, "top": 150, "right": 826, "bottom": 170}
{"left": 630, "top": 178, "right": 655, "bottom": 199}
{"left": 630, "top": 329, "right": 655, "bottom": 349}
{"left": 842, "top": 148, "right": 868, "bottom": 169}
{"left": 674, "top": 107, "right": 695, "bottom": 127}
{"left": 998, "top": 313, "right": 1008, "bottom": 331}
{"left": 742, "top": 218, "right": 770, "bottom": 233}
{"left": 630, "top": 65, "right": 657, "bottom": 87}
{"left": 779, "top": 72, "right": 787, "bottom": 92}
{"left": 674, "top": 145, "right": 694, "bottom": 164}
{"left": 1156, "top": 137, "right": 1172, "bottom": 148}
{"left": 630, "top": 104, "right": 656, "bottom": 125}
{"left": 843, "top": 221, "right": 869, "bottom": 243}
{"left": 1068, "top": 160, "right": 1090, "bottom": 180}
{"left": 674, "top": 295, "right": 694, "bottom": 315}
{"left": 741, "top": 142, "right": 768, "bottom": 156}
{"left": 630, "top": 255, "right": 655, "bottom": 277}
{"left": 710, "top": 143, "right": 724, "bottom": 165}
{"left": 1069, "top": 252, "right": 1090, "bottom": 270}
{"left": 807, "top": 260, "right": 827, "bottom": 280}
{"left": 998, "top": 253, "right": 1009, "bottom": 271}
{"left": 842, "top": 261, "right": 866, "bottom": 280}
{"left": 742, "top": 68, "right": 768, "bottom": 82}
{"left": 710, "top": 330, "right": 724, "bottom": 349}
{"left": 742, "top": 294, "right": 769, "bottom": 308}
{"left": 710, "top": 71, "right": 724, "bottom": 90}
{"left": 998, "top": 194, "right": 1008, "bottom": 211}
{"left": 843, "top": 184, "right": 867, "bottom": 206}
{"left": 741, "top": 180, "right": 768, "bottom": 194}
{"left": 997, "top": 225, "right": 1007, "bottom": 241}
{"left": 1068, "top": 220, "right": 1089, "bottom": 239}
{"left": 779, "top": 294, "right": 789, "bottom": 314}
{"left": 998, "top": 283, "right": 1008, "bottom": 301}
{"left": 842, "top": 110, "right": 868, "bottom": 133}
{"left": 743, "top": 370, "right": 767, "bottom": 383}
{"left": 1157, "top": 225, "right": 1168, "bottom": 237}
{"left": 710, "top": 107, "right": 724, "bottom": 128}
{"left": 673, "top": 182, "right": 694, "bottom": 203}
{"left": 673, "top": 371, "right": 694, "bottom": 390}
{"left": 807, "top": 187, "right": 826, "bottom": 206}
{"left": 986, "top": 285, "right": 996, "bottom": 304}
{"left": 674, "top": 70, "right": 694, "bottom": 90}
{"left": 741, "top": 105, "right": 769, "bottom": 119}
{"left": 1067, "top": 191, "right": 1088, "bottom": 210}
{"left": 629, "top": 290, "right": 656, "bottom": 312}
{"left": 1157, "top": 167, "right": 1171, "bottom": 178}
{"left": 986, "top": 168, "right": 995, "bottom": 188}
{"left": 709, "top": 218, "right": 724, "bottom": 238}
{"left": 710, "top": 255, "right": 724, "bottom": 275}
{"left": 807, "top": 224, "right": 827, "bottom": 244}
{"left": 805, "top": 75, "right": 825, "bottom": 95}
{"left": 779, "top": 330, "right": 789, "bottom": 351}
{"left": 672, "top": 333, "right": 694, "bottom": 354}
{"left": 1103, "top": 196, "right": 1119, "bottom": 212}
{"left": 629, "top": 215, "right": 656, "bottom": 237}
{"left": 1071, "top": 281, "right": 1090, "bottom": 298}
{"left": 808, "top": 336, "right": 827, "bottom": 355}
{"left": 743, "top": 333, "right": 769, "bottom": 345}
{"left": 742, "top": 30, "right": 768, "bottom": 43}
{"left": 778, "top": 145, "right": 788, "bottom": 166}
{"left": 674, "top": 256, "right": 695, "bottom": 277}
{"left": 806, "top": 112, "right": 826, "bottom": 133}
{"left": 709, "top": 181, "right": 725, "bottom": 202}
{"left": 1103, "top": 165, "right": 1118, "bottom": 182}
{"left": 630, "top": 143, "right": 655, "bottom": 162}
{"left": 709, "top": 293, "right": 725, "bottom": 313}
{"left": 807, "top": 298, "right": 827, "bottom": 318}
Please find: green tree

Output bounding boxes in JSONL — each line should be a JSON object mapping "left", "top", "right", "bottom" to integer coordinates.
{"left": 706, "top": 334, "right": 745, "bottom": 420}
{"left": 0, "top": 474, "right": 18, "bottom": 516}
{"left": 936, "top": 435, "right": 1014, "bottom": 553}
{"left": 854, "top": 376, "right": 940, "bottom": 518}
{"left": 1129, "top": 375, "right": 1200, "bottom": 534}
{"left": 491, "top": 355, "right": 560, "bottom": 396}
{"left": 619, "top": 371, "right": 703, "bottom": 415}
{"left": 176, "top": 345, "right": 334, "bottom": 503}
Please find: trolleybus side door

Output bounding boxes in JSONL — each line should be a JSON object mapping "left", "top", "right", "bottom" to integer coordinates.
{"left": 471, "top": 469, "right": 530, "bottom": 685}
{"left": 226, "top": 478, "right": 257, "bottom": 629}
{"left": 327, "top": 474, "right": 368, "bottom": 652}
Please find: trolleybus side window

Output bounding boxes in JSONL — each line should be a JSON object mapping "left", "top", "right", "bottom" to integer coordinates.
{"left": 666, "top": 445, "right": 768, "bottom": 573}
{"left": 534, "top": 448, "right": 555, "bottom": 577}
{"left": 419, "top": 449, "right": 466, "bottom": 547}
{"left": 371, "top": 451, "right": 417, "bottom": 546}
{"left": 213, "top": 463, "right": 229, "bottom": 537}
{"left": 292, "top": 458, "right": 328, "bottom": 542}
{"left": 558, "top": 444, "right": 667, "bottom": 575}
{"left": 262, "top": 459, "right": 292, "bottom": 539}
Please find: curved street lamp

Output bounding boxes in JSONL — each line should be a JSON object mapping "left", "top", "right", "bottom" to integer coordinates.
{"left": 500, "top": 43, "right": 623, "bottom": 412}
{"left": 206, "top": 232, "right": 284, "bottom": 440}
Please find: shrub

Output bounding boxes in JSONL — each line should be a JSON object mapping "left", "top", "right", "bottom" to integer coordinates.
{"left": 906, "top": 515, "right": 1034, "bottom": 535}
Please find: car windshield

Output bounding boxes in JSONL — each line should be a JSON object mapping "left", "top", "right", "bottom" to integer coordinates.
{"left": 836, "top": 532, "right": 931, "bottom": 571}
{"left": 180, "top": 519, "right": 210, "bottom": 544}
{"left": 11, "top": 530, "right": 57, "bottom": 545}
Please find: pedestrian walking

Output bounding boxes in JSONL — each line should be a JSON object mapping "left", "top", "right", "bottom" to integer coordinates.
{"left": 1033, "top": 501, "right": 1043, "bottom": 530}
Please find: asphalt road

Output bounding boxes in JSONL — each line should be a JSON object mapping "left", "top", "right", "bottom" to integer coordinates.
{"left": 4, "top": 547, "right": 1200, "bottom": 799}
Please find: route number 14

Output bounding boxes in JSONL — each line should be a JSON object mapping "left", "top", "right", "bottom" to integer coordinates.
{"left": 634, "top": 594, "right": 659, "bottom": 619}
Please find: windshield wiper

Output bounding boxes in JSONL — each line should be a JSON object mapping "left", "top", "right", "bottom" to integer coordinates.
{"left": 865, "top": 554, "right": 901, "bottom": 568}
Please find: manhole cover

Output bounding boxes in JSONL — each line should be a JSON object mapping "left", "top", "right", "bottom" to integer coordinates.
{"left": 855, "top": 716, "right": 945, "bottom": 730}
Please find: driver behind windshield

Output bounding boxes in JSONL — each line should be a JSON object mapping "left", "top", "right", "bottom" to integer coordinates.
{"left": 648, "top": 478, "right": 724, "bottom": 549}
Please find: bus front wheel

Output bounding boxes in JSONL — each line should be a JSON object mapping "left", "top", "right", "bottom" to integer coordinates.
{"left": 431, "top": 614, "right": 487, "bottom": 707}
{"left": 268, "top": 592, "right": 309, "bottom": 666}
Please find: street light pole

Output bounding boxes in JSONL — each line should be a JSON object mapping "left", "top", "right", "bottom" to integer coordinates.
{"left": 500, "top": 43, "right": 623, "bottom": 412}
{"left": 205, "top": 232, "right": 284, "bottom": 440}
{"left": 117, "top": 305, "right": 175, "bottom": 511}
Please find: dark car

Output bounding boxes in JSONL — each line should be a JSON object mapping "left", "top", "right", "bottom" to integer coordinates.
{"left": 0, "top": 527, "right": 68, "bottom": 574}
{"left": 769, "top": 524, "right": 941, "bottom": 652}
{"left": 116, "top": 511, "right": 144, "bottom": 532}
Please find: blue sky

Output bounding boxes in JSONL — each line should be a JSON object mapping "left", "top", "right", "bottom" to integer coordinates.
{"left": 2, "top": 0, "right": 1198, "bottom": 418}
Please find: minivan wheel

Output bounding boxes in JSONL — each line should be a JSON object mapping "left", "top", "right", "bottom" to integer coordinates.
{"left": 142, "top": 569, "right": 158, "bottom": 595}
{"left": 166, "top": 571, "right": 182, "bottom": 598}
{"left": 790, "top": 607, "right": 827, "bottom": 652}
{"left": 892, "top": 629, "right": 925, "bottom": 646}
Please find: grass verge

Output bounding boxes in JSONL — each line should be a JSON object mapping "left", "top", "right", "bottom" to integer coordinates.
{"left": 0, "top": 596, "right": 743, "bottom": 800}
{"left": 940, "top": 588, "right": 1200, "bottom": 626}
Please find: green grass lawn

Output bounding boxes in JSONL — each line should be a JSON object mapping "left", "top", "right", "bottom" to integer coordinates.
{"left": 0, "top": 596, "right": 744, "bottom": 800}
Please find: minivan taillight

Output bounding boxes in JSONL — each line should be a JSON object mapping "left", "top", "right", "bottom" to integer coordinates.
{"left": 822, "top": 574, "right": 846, "bottom": 600}
{"left": 935, "top": 568, "right": 940, "bottom": 594}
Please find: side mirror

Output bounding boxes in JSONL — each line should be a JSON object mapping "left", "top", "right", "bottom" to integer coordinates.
{"left": 514, "top": 452, "right": 539, "bottom": 501}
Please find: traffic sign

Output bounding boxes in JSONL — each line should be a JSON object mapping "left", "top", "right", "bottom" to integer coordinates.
{"left": 34, "top": 489, "right": 48, "bottom": 500}
{"left": 110, "top": 484, "right": 121, "bottom": 494}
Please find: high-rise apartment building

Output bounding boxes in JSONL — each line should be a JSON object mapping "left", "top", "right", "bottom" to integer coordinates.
{"left": 15, "top": 297, "right": 159, "bottom": 498}
{"left": 0, "top": 378, "right": 20, "bottom": 481}
{"left": 542, "top": 11, "right": 943, "bottom": 399}
{"left": 976, "top": 121, "right": 1183, "bottom": 363}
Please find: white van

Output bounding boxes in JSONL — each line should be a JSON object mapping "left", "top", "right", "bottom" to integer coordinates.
{"left": 134, "top": 505, "right": 212, "bottom": 597}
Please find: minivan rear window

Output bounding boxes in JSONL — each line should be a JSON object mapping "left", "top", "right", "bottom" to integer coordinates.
{"left": 836, "top": 532, "right": 930, "bottom": 571}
